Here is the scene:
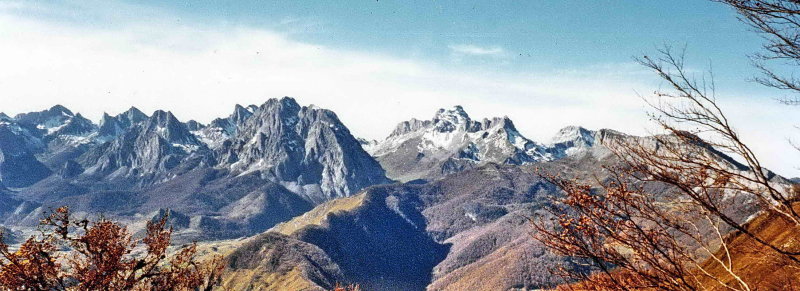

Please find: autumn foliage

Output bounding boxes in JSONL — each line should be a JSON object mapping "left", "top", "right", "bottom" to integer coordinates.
{"left": 532, "top": 48, "right": 800, "bottom": 290}
{"left": 0, "top": 206, "right": 224, "bottom": 291}
{"left": 533, "top": 1, "right": 800, "bottom": 286}
{"left": 331, "top": 283, "right": 362, "bottom": 291}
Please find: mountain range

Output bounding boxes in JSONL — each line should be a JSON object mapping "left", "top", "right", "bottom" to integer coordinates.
{"left": 0, "top": 97, "right": 388, "bottom": 240}
{"left": 0, "top": 97, "right": 792, "bottom": 290}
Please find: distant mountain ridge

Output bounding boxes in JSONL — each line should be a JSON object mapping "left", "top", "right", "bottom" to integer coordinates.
{"left": 1, "top": 98, "right": 787, "bottom": 257}
{"left": 1, "top": 98, "right": 795, "bottom": 291}
{"left": 219, "top": 123, "right": 793, "bottom": 291}
{"left": 367, "top": 105, "right": 600, "bottom": 181}
{"left": 0, "top": 97, "right": 388, "bottom": 240}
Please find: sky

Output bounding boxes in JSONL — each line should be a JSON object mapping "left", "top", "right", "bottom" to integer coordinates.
{"left": 0, "top": 0, "right": 799, "bottom": 176}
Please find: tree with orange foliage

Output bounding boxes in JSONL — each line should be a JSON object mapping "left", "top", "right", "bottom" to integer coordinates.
{"left": 532, "top": 45, "right": 800, "bottom": 290}
{"left": 533, "top": 171, "right": 762, "bottom": 290}
{"left": 0, "top": 206, "right": 224, "bottom": 291}
{"left": 331, "top": 283, "right": 361, "bottom": 291}
{"left": 533, "top": 1, "right": 800, "bottom": 285}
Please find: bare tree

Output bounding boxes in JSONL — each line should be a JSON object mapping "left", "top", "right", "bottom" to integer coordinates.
{"left": 631, "top": 46, "right": 800, "bottom": 258}
{"left": 533, "top": 46, "right": 800, "bottom": 290}
{"left": 533, "top": 170, "right": 755, "bottom": 290}
{"left": 716, "top": 0, "right": 800, "bottom": 105}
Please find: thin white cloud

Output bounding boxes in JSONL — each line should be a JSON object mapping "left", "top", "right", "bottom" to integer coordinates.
{"left": 278, "top": 15, "right": 323, "bottom": 34}
{"left": 0, "top": 1, "right": 797, "bottom": 176}
{"left": 448, "top": 44, "right": 507, "bottom": 57}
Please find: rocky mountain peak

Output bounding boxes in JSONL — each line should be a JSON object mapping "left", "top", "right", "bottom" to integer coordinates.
{"left": 432, "top": 105, "right": 472, "bottom": 132}
{"left": 50, "top": 104, "right": 71, "bottom": 114}
{"left": 23, "top": 105, "right": 73, "bottom": 119}
{"left": 185, "top": 120, "right": 204, "bottom": 131}
{"left": 370, "top": 106, "right": 549, "bottom": 181}
{"left": 221, "top": 97, "right": 388, "bottom": 203}
{"left": 50, "top": 113, "right": 96, "bottom": 137}
{"left": 97, "top": 107, "right": 149, "bottom": 141}
{"left": 259, "top": 96, "right": 302, "bottom": 115}
{"left": 196, "top": 104, "right": 258, "bottom": 149}
{"left": 545, "top": 126, "right": 600, "bottom": 159}
{"left": 143, "top": 110, "right": 199, "bottom": 146}
{"left": 227, "top": 104, "right": 256, "bottom": 126}
{"left": 230, "top": 104, "right": 255, "bottom": 124}
{"left": 388, "top": 118, "right": 431, "bottom": 138}
{"left": 551, "top": 126, "right": 595, "bottom": 145}
{"left": 120, "top": 107, "right": 148, "bottom": 123}
{"left": 480, "top": 116, "right": 515, "bottom": 131}
{"left": 149, "top": 110, "right": 177, "bottom": 126}
{"left": 14, "top": 105, "right": 76, "bottom": 134}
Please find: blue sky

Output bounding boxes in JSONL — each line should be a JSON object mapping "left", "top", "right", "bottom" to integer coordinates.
{"left": 128, "top": 1, "right": 762, "bottom": 87}
{"left": 11, "top": 1, "right": 762, "bottom": 81}
{"left": 0, "top": 0, "right": 798, "bottom": 175}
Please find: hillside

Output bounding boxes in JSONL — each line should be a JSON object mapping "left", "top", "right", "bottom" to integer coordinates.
{"left": 695, "top": 203, "right": 800, "bottom": 290}
{"left": 217, "top": 126, "right": 793, "bottom": 290}
{"left": 219, "top": 140, "right": 637, "bottom": 291}
{"left": 557, "top": 203, "right": 800, "bottom": 290}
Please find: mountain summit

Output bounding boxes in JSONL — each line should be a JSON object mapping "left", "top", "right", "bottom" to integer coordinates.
{"left": 368, "top": 106, "right": 549, "bottom": 181}
{"left": 0, "top": 98, "right": 390, "bottom": 240}
{"left": 219, "top": 97, "right": 389, "bottom": 203}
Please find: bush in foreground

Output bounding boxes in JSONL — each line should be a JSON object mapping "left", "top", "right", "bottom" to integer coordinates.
{"left": 0, "top": 206, "right": 224, "bottom": 291}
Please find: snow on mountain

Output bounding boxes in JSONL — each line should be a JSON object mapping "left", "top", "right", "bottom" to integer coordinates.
{"left": 41, "top": 113, "right": 98, "bottom": 149}
{"left": 545, "top": 125, "right": 599, "bottom": 158}
{"left": 14, "top": 105, "right": 75, "bottom": 135}
{"left": 0, "top": 114, "right": 50, "bottom": 187}
{"left": 145, "top": 110, "right": 204, "bottom": 149}
{"left": 369, "top": 105, "right": 549, "bottom": 181}
{"left": 357, "top": 137, "right": 379, "bottom": 153}
{"left": 0, "top": 99, "right": 793, "bottom": 246}
{"left": 49, "top": 113, "right": 95, "bottom": 137}
{"left": 78, "top": 110, "right": 210, "bottom": 181}
{"left": 11, "top": 105, "right": 97, "bottom": 145}
{"left": 192, "top": 104, "right": 256, "bottom": 149}
{"left": 97, "top": 107, "right": 148, "bottom": 142}
{"left": 2, "top": 106, "right": 99, "bottom": 181}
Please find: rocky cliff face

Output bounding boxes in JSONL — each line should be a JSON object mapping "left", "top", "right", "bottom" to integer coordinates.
{"left": 79, "top": 110, "right": 210, "bottom": 182}
{"left": 193, "top": 104, "right": 257, "bottom": 150}
{"left": 0, "top": 113, "right": 49, "bottom": 187}
{"left": 368, "top": 106, "right": 550, "bottom": 181}
{"left": 219, "top": 97, "right": 389, "bottom": 203}
{"left": 97, "top": 107, "right": 149, "bottom": 142}
{"left": 0, "top": 98, "right": 389, "bottom": 241}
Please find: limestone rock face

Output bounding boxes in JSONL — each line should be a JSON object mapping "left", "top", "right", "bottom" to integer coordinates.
{"left": 219, "top": 97, "right": 389, "bottom": 203}
{"left": 0, "top": 98, "right": 389, "bottom": 241}
{"left": 368, "top": 106, "right": 549, "bottom": 181}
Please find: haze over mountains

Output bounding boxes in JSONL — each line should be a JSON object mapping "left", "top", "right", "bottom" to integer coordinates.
{"left": 0, "top": 97, "right": 792, "bottom": 290}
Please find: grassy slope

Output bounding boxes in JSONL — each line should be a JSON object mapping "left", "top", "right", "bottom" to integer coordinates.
{"left": 271, "top": 194, "right": 365, "bottom": 236}
{"left": 214, "top": 194, "right": 366, "bottom": 291}
{"left": 558, "top": 205, "right": 800, "bottom": 290}
{"left": 696, "top": 205, "right": 800, "bottom": 290}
